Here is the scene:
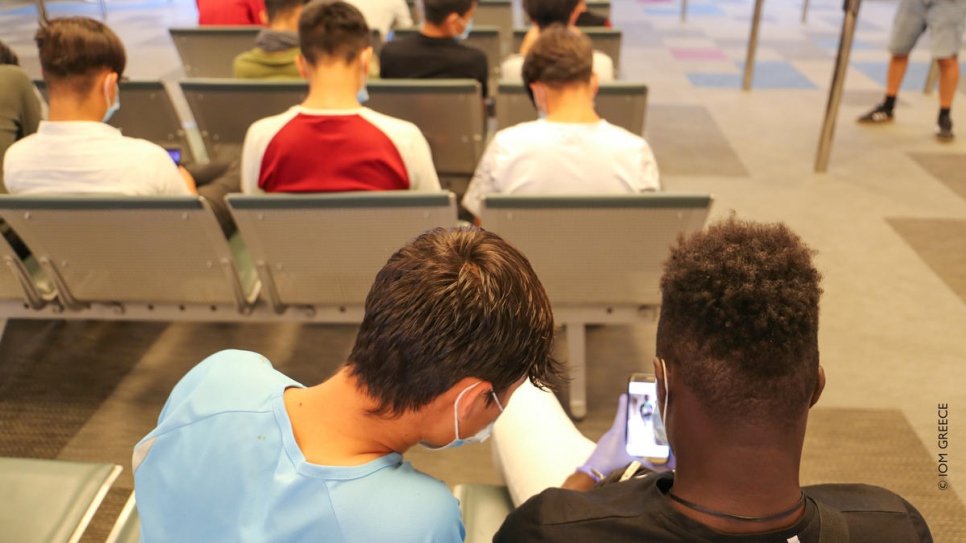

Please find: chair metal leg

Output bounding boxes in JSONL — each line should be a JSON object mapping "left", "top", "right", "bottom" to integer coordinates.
{"left": 923, "top": 60, "right": 939, "bottom": 94}
{"left": 566, "top": 322, "right": 587, "bottom": 420}
{"left": 802, "top": 0, "right": 810, "bottom": 23}
{"left": 680, "top": 0, "right": 688, "bottom": 22}
{"left": 742, "top": 0, "right": 765, "bottom": 91}
{"left": 99, "top": 0, "right": 107, "bottom": 20}
{"left": 815, "top": 0, "right": 862, "bottom": 173}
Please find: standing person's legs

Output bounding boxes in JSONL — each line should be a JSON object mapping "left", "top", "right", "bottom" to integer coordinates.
{"left": 927, "top": 0, "right": 966, "bottom": 139}
{"left": 886, "top": 55, "right": 911, "bottom": 98}
{"left": 937, "top": 58, "right": 960, "bottom": 110}
{"left": 491, "top": 381, "right": 596, "bottom": 506}
{"left": 859, "top": 0, "right": 926, "bottom": 122}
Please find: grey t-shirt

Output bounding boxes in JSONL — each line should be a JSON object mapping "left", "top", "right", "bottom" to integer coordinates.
{"left": 0, "top": 65, "right": 42, "bottom": 192}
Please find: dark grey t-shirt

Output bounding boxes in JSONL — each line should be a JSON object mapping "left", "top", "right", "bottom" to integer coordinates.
{"left": 495, "top": 472, "right": 932, "bottom": 543}
{"left": 379, "top": 33, "right": 489, "bottom": 98}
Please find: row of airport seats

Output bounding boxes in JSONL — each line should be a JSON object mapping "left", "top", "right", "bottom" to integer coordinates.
{"left": 168, "top": 25, "right": 622, "bottom": 82}
{"left": 34, "top": 78, "right": 647, "bottom": 193}
{"left": 0, "top": 457, "right": 137, "bottom": 543}
{"left": 401, "top": 0, "right": 613, "bottom": 42}
{"left": 0, "top": 192, "right": 712, "bottom": 418}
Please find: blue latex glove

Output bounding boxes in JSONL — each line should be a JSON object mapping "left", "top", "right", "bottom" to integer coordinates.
{"left": 578, "top": 393, "right": 675, "bottom": 482}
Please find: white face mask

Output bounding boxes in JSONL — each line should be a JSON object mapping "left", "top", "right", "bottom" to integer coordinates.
{"left": 421, "top": 381, "right": 505, "bottom": 451}
{"left": 532, "top": 85, "right": 549, "bottom": 119}
{"left": 102, "top": 76, "right": 120, "bottom": 123}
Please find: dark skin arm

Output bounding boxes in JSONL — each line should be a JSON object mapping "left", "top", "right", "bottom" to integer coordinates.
{"left": 561, "top": 471, "right": 597, "bottom": 491}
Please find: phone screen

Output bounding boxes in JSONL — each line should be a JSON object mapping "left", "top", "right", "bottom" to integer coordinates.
{"left": 165, "top": 148, "right": 182, "bottom": 165}
{"left": 626, "top": 377, "right": 670, "bottom": 460}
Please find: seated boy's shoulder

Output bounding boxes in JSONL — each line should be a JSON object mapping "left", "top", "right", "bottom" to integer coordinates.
{"left": 806, "top": 483, "right": 916, "bottom": 513}
{"left": 808, "top": 484, "right": 932, "bottom": 542}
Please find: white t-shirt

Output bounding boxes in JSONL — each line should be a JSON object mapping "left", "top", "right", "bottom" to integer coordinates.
{"left": 241, "top": 105, "right": 440, "bottom": 194}
{"left": 462, "top": 119, "right": 660, "bottom": 217}
{"left": 3, "top": 121, "right": 190, "bottom": 196}
{"left": 500, "top": 51, "right": 615, "bottom": 82}
{"left": 344, "top": 0, "right": 412, "bottom": 40}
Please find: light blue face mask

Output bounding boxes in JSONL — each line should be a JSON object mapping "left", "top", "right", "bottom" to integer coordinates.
{"left": 421, "top": 381, "right": 505, "bottom": 450}
{"left": 357, "top": 70, "right": 369, "bottom": 104}
{"left": 102, "top": 78, "right": 120, "bottom": 123}
{"left": 456, "top": 17, "right": 474, "bottom": 41}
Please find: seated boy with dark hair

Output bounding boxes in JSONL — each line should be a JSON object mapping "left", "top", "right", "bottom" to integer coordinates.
{"left": 379, "top": 0, "right": 489, "bottom": 98}
{"left": 242, "top": 0, "right": 440, "bottom": 193}
{"left": 492, "top": 218, "right": 933, "bottom": 543}
{"left": 234, "top": 0, "right": 310, "bottom": 79}
{"left": 133, "top": 227, "right": 566, "bottom": 541}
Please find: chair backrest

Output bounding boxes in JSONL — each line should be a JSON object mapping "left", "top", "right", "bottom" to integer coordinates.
{"left": 391, "top": 26, "right": 501, "bottom": 92}
{"left": 180, "top": 78, "right": 483, "bottom": 174}
{"left": 476, "top": 0, "right": 513, "bottom": 55}
{"left": 586, "top": 0, "right": 611, "bottom": 19}
{"left": 169, "top": 27, "right": 383, "bottom": 78}
{"left": 180, "top": 79, "right": 306, "bottom": 159}
{"left": 480, "top": 194, "right": 712, "bottom": 306}
{"left": 495, "top": 81, "right": 647, "bottom": 134}
{"left": 0, "top": 458, "right": 121, "bottom": 543}
{"left": 226, "top": 192, "right": 457, "bottom": 310}
{"left": 33, "top": 80, "right": 195, "bottom": 163}
{"left": 367, "top": 79, "right": 484, "bottom": 176}
{"left": 169, "top": 27, "right": 260, "bottom": 78}
{"left": 462, "top": 27, "right": 502, "bottom": 92}
{"left": 0, "top": 196, "right": 255, "bottom": 310}
{"left": 511, "top": 27, "right": 621, "bottom": 69}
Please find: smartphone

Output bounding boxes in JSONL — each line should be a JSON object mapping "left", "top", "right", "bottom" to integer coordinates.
{"left": 165, "top": 147, "right": 182, "bottom": 166}
{"left": 626, "top": 373, "right": 670, "bottom": 463}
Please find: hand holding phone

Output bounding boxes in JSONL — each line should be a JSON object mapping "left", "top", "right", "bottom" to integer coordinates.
{"left": 625, "top": 373, "right": 670, "bottom": 463}
{"left": 165, "top": 147, "right": 183, "bottom": 166}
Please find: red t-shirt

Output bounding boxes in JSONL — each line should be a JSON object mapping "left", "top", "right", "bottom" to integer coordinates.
{"left": 196, "top": 0, "right": 266, "bottom": 25}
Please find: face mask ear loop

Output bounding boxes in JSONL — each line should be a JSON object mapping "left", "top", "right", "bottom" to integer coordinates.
{"left": 661, "top": 358, "right": 670, "bottom": 438}
{"left": 452, "top": 381, "right": 482, "bottom": 441}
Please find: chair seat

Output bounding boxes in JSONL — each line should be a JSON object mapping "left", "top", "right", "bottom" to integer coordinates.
{"left": 0, "top": 457, "right": 121, "bottom": 543}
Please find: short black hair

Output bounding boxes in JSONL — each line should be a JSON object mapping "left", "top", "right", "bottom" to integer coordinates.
{"left": 299, "top": 0, "right": 371, "bottom": 65}
{"left": 656, "top": 218, "right": 823, "bottom": 427}
{"left": 347, "top": 227, "right": 565, "bottom": 416}
{"left": 523, "top": 0, "right": 579, "bottom": 29}
{"left": 35, "top": 17, "right": 126, "bottom": 94}
{"left": 0, "top": 40, "right": 19, "bottom": 66}
{"left": 423, "top": 0, "right": 475, "bottom": 25}
{"left": 523, "top": 25, "right": 593, "bottom": 87}
{"left": 266, "top": 0, "right": 310, "bottom": 22}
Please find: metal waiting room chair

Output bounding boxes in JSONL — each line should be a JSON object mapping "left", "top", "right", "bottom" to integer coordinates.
{"left": 495, "top": 81, "right": 648, "bottom": 134}
{"left": 226, "top": 192, "right": 458, "bottom": 319}
{"left": 169, "top": 27, "right": 384, "bottom": 78}
{"left": 511, "top": 27, "right": 622, "bottom": 70}
{"left": 480, "top": 194, "right": 713, "bottom": 418}
{"left": 169, "top": 27, "right": 260, "bottom": 78}
{"left": 0, "top": 196, "right": 259, "bottom": 317}
{"left": 0, "top": 457, "right": 121, "bottom": 543}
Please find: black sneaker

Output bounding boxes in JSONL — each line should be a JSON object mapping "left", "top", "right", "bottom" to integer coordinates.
{"left": 857, "top": 104, "right": 894, "bottom": 124}
{"left": 937, "top": 116, "right": 954, "bottom": 141}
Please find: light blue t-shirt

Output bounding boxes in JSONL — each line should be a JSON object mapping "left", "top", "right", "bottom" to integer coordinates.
{"left": 133, "top": 350, "right": 465, "bottom": 542}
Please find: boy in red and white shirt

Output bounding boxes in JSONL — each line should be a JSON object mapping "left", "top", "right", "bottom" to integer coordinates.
{"left": 241, "top": 1, "right": 440, "bottom": 194}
